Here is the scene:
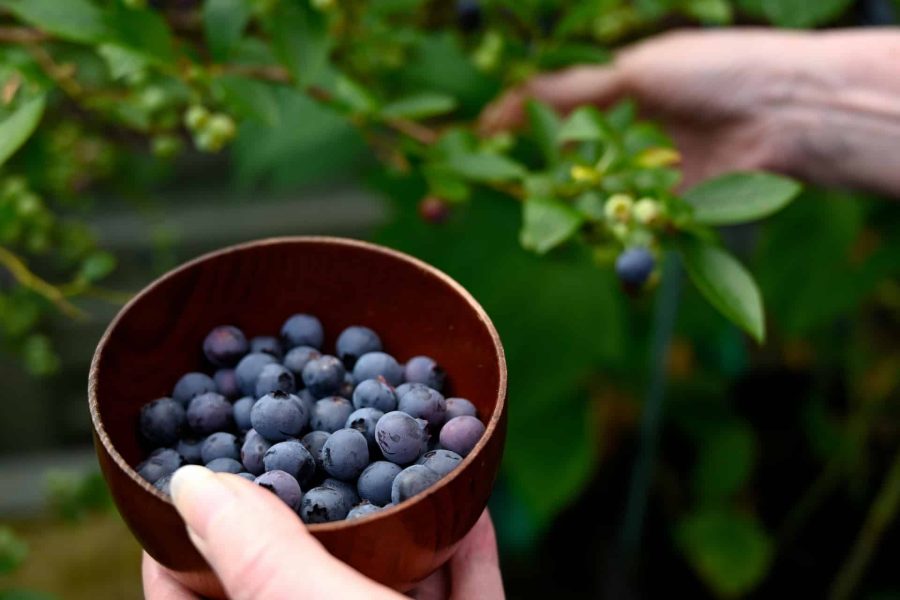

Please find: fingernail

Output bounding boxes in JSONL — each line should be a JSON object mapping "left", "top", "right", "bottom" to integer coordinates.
{"left": 170, "top": 466, "right": 236, "bottom": 541}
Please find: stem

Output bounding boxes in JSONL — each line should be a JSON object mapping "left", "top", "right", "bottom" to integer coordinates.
{"left": 829, "top": 446, "right": 900, "bottom": 600}
{"left": 0, "top": 246, "right": 86, "bottom": 319}
{"left": 619, "top": 251, "right": 682, "bottom": 559}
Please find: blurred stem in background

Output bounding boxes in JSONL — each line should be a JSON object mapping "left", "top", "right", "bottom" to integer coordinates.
{"left": 620, "top": 252, "right": 682, "bottom": 560}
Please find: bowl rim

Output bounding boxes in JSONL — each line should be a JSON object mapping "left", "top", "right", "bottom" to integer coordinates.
{"left": 88, "top": 235, "right": 507, "bottom": 532}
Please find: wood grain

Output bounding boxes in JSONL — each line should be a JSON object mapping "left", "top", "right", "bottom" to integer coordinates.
{"left": 88, "top": 237, "right": 507, "bottom": 595}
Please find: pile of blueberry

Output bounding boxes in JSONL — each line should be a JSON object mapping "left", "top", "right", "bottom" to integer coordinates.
{"left": 135, "top": 314, "right": 485, "bottom": 523}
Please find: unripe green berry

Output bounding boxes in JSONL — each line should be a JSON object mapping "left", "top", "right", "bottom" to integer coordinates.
{"left": 604, "top": 193, "right": 633, "bottom": 223}
{"left": 193, "top": 130, "right": 223, "bottom": 153}
{"left": 634, "top": 198, "right": 661, "bottom": 226}
{"left": 206, "top": 114, "right": 236, "bottom": 141}
{"left": 122, "top": 0, "right": 147, "bottom": 9}
{"left": 184, "top": 105, "right": 210, "bottom": 131}
{"left": 311, "top": 0, "right": 335, "bottom": 10}
{"left": 139, "top": 86, "right": 167, "bottom": 113}
{"left": 152, "top": 135, "right": 183, "bottom": 159}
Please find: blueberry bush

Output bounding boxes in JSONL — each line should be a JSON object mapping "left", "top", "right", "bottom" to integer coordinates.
{"left": 2, "top": 0, "right": 899, "bottom": 598}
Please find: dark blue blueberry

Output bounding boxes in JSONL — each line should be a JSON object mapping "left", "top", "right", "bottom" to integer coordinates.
{"left": 357, "top": 461, "right": 402, "bottom": 506}
{"left": 264, "top": 440, "right": 316, "bottom": 485}
{"left": 302, "top": 355, "right": 346, "bottom": 398}
{"left": 203, "top": 325, "right": 248, "bottom": 367}
{"left": 395, "top": 382, "right": 427, "bottom": 399}
{"left": 139, "top": 397, "right": 185, "bottom": 447}
{"left": 335, "top": 326, "right": 382, "bottom": 368}
{"left": 281, "top": 313, "right": 324, "bottom": 350}
{"left": 206, "top": 457, "right": 243, "bottom": 474}
{"left": 186, "top": 392, "right": 233, "bottom": 435}
{"left": 456, "top": 0, "right": 482, "bottom": 31}
{"left": 241, "top": 429, "right": 272, "bottom": 475}
{"left": 250, "top": 391, "right": 308, "bottom": 442}
{"left": 321, "top": 477, "right": 360, "bottom": 514}
{"left": 282, "top": 345, "right": 321, "bottom": 378}
{"left": 439, "top": 415, "right": 485, "bottom": 457}
{"left": 301, "top": 486, "right": 348, "bottom": 523}
{"left": 232, "top": 396, "right": 255, "bottom": 433}
{"left": 301, "top": 430, "right": 330, "bottom": 473}
{"left": 404, "top": 356, "right": 445, "bottom": 391}
{"left": 201, "top": 432, "right": 240, "bottom": 464}
{"left": 250, "top": 335, "right": 283, "bottom": 360}
{"left": 345, "top": 407, "right": 383, "bottom": 450}
{"left": 176, "top": 438, "right": 204, "bottom": 465}
{"left": 347, "top": 501, "right": 383, "bottom": 520}
{"left": 295, "top": 389, "right": 317, "bottom": 418}
{"left": 235, "top": 352, "right": 278, "bottom": 396}
{"left": 391, "top": 464, "right": 440, "bottom": 504}
{"left": 417, "top": 449, "right": 463, "bottom": 477}
{"left": 352, "top": 378, "right": 397, "bottom": 412}
{"left": 137, "top": 448, "right": 184, "bottom": 484}
{"left": 255, "top": 363, "right": 296, "bottom": 398}
{"left": 615, "top": 247, "right": 655, "bottom": 287}
{"left": 375, "top": 411, "right": 430, "bottom": 465}
{"left": 352, "top": 352, "right": 403, "bottom": 386}
{"left": 398, "top": 386, "right": 446, "bottom": 428}
{"left": 154, "top": 472, "right": 173, "bottom": 495}
{"left": 255, "top": 470, "right": 303, "bottom": 512}
{"left": 236, "top": 472, "right": 256, "bottom": 481}
{"left": 339, "top": 372, "right": 355, "bottom": 399}
{"left": 322, "top": 428, "right": 369, "bottom": 481}
{"left": 172, "top": 372, "right": 216, "bottom": 406}
{"left": 213, "top": 368, "right": 241, "bottom": 399}
{"left": 445, "top": 397, "right": 477, "bottom": 420}
{"left": 311, "top": 397, "right": 354, "bottom": 433}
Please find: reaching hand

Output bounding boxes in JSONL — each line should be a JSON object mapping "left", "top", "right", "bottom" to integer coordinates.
{"left": 142, "top": 465, "right": 504, "bottom": 600}
{"left": 482, "top": 28, "right": 900, "bottom": 195}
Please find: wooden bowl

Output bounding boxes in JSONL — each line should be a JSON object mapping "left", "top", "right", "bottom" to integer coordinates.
{"left": 88, "top": 237, "right": 507, "bottom": 597}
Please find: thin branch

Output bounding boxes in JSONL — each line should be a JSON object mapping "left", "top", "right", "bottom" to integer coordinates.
{"left": 0, "top": 26, "right": 50, "bottom": 43}
{"left": 25, "top": 43, "right": 84, "bottom": 99}
{"left": 0, "top": 247, "right": 86, "bottom": 319}
{"left": 829, "top": 446, "right": 900, "bottom": 600}
{"left": 383, "top": 117, "right": 439, "bottom": 145}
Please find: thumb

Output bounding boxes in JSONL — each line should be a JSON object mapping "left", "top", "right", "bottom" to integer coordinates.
{"left": 169, "top": 465, "right": 399, "bottom": 600}
{"left": 479, "top": 64, "right": 627, "bottom": 134}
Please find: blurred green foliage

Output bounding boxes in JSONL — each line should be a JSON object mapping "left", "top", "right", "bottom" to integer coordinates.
{"left": 0, "top": 0, "right": 897, "bottom": 598}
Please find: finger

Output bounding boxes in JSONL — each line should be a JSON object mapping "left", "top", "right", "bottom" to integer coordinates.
{"left": 169, "top": 465, "right": 400, "bottom": 600}
{"left": 409, "top": 565, "right": 450, "bottom": 600}
{"left": 480, "top": 65, "right": 627, "bottom": 134}
{"left": 449, "top": 510, "right": 504, "bottom": 599}
{"left": 142, "top": 552, "right": 200, "bottom": 600}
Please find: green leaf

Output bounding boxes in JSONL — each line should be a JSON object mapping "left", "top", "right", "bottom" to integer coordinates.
{"left": 22, "top": 334, "right": 59, "bottom": 376}
{"left": 441, "top": 152, "right": 526, "bottom": 183}
{"left": 204, "top": 0, "right": 250, "bottom": 61}
{"left": 526, "top": 100, "right": 561, "bottom": 163}
{"left": 0, "top": 0, "right": 108, "bottom": 44}
{"left": 0, "top": 95, "right": 45, "bottom": 168}
{"left": 537, "top": 43, "right": 611, "bottom": 69}
{"left": 557, "top": 106, "right": 608, "bottom": 144}
{"left": 231, "top": 87, "right": 364, "bottom": 188}
{"left": 422, "top": 165, "right": 470, "bottom": 202}
{"left": 761, "top": 0, "right": 854, "bottom": 27}
{"left": 683, "top": 171, "right": 801, "bottom": 225}
{"left": 215, "top": 75, "right": 281, "bottom": 126}
{"left": 0, "top": 526, "right": 27, "bottom": 575}
{"left": 333, "top": 75, "right": 377, "bottom": 114}
{"left": 676, "top": 510, "right": 773, "bottom": 597}
{"left": 268, "top": 2, "right": 331, "bottom": 87}
{"left": 381, "top": 93, "right": 457, "bottom": 120}
{"left": 693, "top": 422, "right": 756, "bottom": 502}
{"left": 79, "top": 250, "right": 116, "bottom": 282}
{"left": 679, "top": 239, "right": 765, "bottom": 342}
{"left": 105, "top": 6, "right": 175, "bottom": 64}
{"left": 520, "top": 198, "right": 584, "bottom": 255}
{"left": 682, "top": 0, "right": 733, "bottom": 23}
{"left": 97, "top": 44, "right": 147, "bottom": 80}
